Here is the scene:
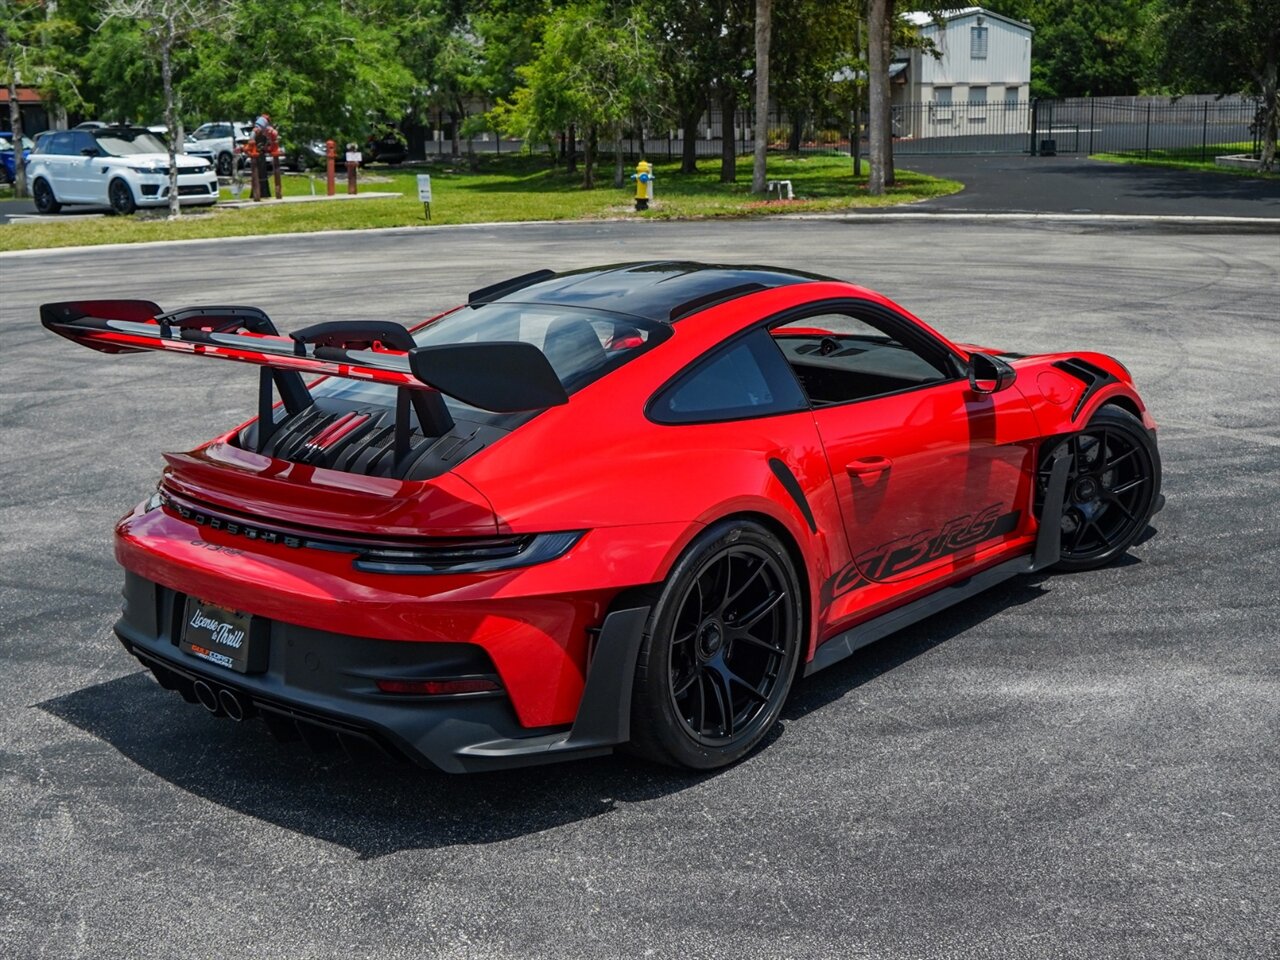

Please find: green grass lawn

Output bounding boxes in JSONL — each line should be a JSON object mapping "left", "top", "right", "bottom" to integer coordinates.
{"left": 1090, "top": 141, "right": 1277, "bottom": 178}
{"left": 0, "top": 153, "right": 961, "bottom": 252}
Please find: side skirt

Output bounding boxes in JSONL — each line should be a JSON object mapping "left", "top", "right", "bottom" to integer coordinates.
{"left": 804, "top": 448, "right": 1070, "bottom": 678}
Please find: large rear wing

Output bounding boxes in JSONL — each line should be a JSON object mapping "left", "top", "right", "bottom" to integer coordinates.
{"left": 41, "top": 299, "right": 568, "bottom": 461}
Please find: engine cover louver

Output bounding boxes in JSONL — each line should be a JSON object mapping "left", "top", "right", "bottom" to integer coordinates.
{"left": 244, "top": 406, "right": 506, "bottom": 482}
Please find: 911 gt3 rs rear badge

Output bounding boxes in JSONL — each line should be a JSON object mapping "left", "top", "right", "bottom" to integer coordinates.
{"left": 827, "top": 505, "right": 1021, "bottom": 597}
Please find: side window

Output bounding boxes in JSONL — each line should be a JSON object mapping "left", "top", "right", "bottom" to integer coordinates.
{"left": 45, "top": 132, "right": 74, "bottom": 155}
{"left": 771, "top": 309, "right": 955, "bottom": 406}
{"left": 71, "top": 131, "right": 98, "bottom": 156}
{"left": 650, "top": 328, "right": 807, "bottom": 424}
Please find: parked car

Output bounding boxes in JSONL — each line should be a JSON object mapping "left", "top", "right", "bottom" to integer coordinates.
{"left": 184, "top": 121, "right": 253, "bottom": 176}
{"left": 0, "top": 132, "right": 34, "bottom": 184}
{"left": 40, "top": 263, "right": 1163, "bottom": 772}
{"left": 364, "top": 128, "right": 408, "bottom": 165}
{"left": 26, "top": 125, "right": 218, "bottom": 215}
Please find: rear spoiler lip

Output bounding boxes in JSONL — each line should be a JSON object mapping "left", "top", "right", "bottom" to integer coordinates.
{"left": 40, "top": 301, "right": 570, "bottom": 413}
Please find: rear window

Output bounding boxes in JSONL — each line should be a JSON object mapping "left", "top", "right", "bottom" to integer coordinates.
{"left": 311, "top": 303, "right": 670, "bottom": 420}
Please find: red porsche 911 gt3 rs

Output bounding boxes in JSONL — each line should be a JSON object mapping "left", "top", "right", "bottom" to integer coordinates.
{"left": 43, "top": 262, "right": 1162, "bottom": 772}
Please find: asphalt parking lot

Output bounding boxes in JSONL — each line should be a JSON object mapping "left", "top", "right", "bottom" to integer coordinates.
{"left": 2, "top": 219, "right": 1278, "bottom": 959}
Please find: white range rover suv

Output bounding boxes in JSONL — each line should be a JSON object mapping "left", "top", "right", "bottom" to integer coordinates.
{"left": 27, "top": 126, "right": 219, "bottom": 215}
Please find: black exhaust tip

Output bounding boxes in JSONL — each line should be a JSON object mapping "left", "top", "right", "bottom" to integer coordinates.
{"left": 218, "top": 687, "right": 252, "bottom": 722}
{"left": 193, "top": 679, "right": 222, "bottom": 715}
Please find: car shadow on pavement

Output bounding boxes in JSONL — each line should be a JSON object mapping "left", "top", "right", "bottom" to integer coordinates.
{"left": 36, "top": 570, "right": 1082, "bottom": 859}
{"left": 38, "top": 671, "right": 714, "bottom": 858}
{"left": 782, "top": 576, "right": 1051, "bottom": 722}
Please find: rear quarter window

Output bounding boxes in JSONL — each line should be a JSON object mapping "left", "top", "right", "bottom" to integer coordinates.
{"left": 649, "top": 328, "right": 808, "bottom": 424}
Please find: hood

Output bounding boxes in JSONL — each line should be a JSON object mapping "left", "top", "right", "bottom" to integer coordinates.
{"left": 114, "top": 152, "right": 211, "bottom": 170}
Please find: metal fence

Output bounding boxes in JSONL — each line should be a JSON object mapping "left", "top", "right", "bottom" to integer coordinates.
{"left": 406, "top": 94, "right": 1264, "bottom": 162}
{"left": 1029, "top": 96, "right": 1262, "bottom": 159}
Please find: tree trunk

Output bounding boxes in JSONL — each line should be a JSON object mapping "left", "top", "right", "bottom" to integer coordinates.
{"left": 867, "top": 0, "right": 889, "bottom": 195}
{"left": 7, "top": 73, "right": 27, "bottom": 198}
{"left": 880, "top": 1, "right": 895, "bottom": 187}
{"left": 614, "top": 124, "right": 624, "bottom": 187}
{"left": 719, "top": 88, "right": 737, "bottom": 183}
{"left": 567, "top": 123, "right": 577, "bottom": 175}
{"left": 1258, "top": 55, "right": 1278, "bottom": 172}
{"left": 582, "top": 125, "right": 597, "bottom": 189}
{"left": 162, "top": 19, "right": 179, "bottom": 218}
{"left": 752, "top": 0, "right": 772, "bottom": 193}
{"left": 680, "top": 107, "right": 700, "bottom": 174}
{"left": 788, "top": 114, "right": 803, "bottom": 153}
{"left": 450, "top": 109, "right": 461, "bottom": 157}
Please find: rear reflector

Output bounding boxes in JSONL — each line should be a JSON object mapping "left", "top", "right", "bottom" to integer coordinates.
{"left": 375, "top": 677, "right": 502, "bottom": 696}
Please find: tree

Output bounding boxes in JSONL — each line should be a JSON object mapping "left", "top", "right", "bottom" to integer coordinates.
{"left": 751, "top": 0, "right": 770, "bottom": 192}
{"left": 866, "top": 0, "right": 891, "bottom": 193}
{"left": 1152, "top": 0, "right": 1279, "bottom": 169}
{"left": 1, "top": 0, "right": 83, "bottom": 197}
{"left": 494, "top": 2, "right": 661, "bottom": 189}
{"left": 650, "top": 0, "right": 720, "bottom": 173}
{"left": 197, "top": 0, "right": 414, "bottom": 150}
{"left": 996, "top": 0, "right": 1153, "bottom": 98}
{"left": 100, "top": 0, "right": 231, "bottom": 217}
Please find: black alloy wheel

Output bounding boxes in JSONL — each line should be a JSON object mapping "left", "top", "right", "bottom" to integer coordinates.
{"left": 216, "top": 152, "right": 233, "bottom": 176}
{"left": 108, "top": 178, "right": 137, "bottom": 215}
{"left": 1036, "top": 405, "right": 1160, "bottom": 571}
{"left": 629, "top": 519, "right": 802, "bottom": 769}
{"left": 32, "top": 178, "right": 61, "bottom": 214}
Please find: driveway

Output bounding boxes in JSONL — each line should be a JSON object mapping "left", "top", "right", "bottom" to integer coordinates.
{"left": 2, "top": 220, "right": 1278, "bottom": 960}
{"left": 896, "top": 154, "right": 1280, "bottom": 218}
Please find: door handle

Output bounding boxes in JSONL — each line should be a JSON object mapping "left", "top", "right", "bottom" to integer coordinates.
{"left": 846, "top": 456, "right": 893, "bottom": 477}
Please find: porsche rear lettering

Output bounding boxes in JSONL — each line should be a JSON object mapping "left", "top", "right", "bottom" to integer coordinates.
{"left": 171, "top": 502, "right": 302, "bottom": 548}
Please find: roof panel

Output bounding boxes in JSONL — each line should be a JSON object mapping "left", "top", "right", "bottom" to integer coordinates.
{"left": 490, "top": 261, "right": 830, "bottom": 322}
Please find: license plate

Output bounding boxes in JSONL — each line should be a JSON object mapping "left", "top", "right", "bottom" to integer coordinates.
{"left": 179, "top": 597, "right": 266, "bottom": 674}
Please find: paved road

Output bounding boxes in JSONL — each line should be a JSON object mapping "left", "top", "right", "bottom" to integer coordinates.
{"left": 896, "top": 154, "right": 1280, "bottom": 218}
{"left": 2, "top": 220, "right": 1278, "bottom": 960}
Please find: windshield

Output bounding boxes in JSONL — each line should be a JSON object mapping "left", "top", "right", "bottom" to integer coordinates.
{"left": 311, "top": 302, "right": 670, "bottom": 421}
{"left": 93, "top": 129, "right": 168, "bottom": 156}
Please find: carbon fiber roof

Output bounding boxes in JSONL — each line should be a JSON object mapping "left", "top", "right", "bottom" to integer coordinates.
{"left": 483, "top": 261, "right": 832, "bottom": 322}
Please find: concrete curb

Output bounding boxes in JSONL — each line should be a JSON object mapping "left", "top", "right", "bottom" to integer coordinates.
{"left": 3, "top": 210, "right": 1278, "bottom": 258}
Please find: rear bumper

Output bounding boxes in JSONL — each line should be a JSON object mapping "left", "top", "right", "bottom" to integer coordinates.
{"left": 117, "top": 571, "right": 649, "bottom": 773}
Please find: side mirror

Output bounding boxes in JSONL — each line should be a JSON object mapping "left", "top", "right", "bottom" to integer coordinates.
{"left": 968, "top": 352, "right": 1017, "bottom": 394}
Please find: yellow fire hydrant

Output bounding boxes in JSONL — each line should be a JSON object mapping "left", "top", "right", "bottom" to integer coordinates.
{"left": 630, "top": 160, "right": 655, "bottom": 211}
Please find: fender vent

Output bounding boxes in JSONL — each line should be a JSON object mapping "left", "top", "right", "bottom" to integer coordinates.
{"left": 1052, "top": 358, "right": 1117, "bottom": 421}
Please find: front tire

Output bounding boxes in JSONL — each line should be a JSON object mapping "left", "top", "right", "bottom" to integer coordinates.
{"left": 629, "top": 519, "right": 803, "bottom": 770}
{"left": 1037, "top": 405, "right": 1161, "bottom": 571}
{"left": 215, "top": 152, "right": 233, "bottom": 176}
{"left": 108, "top": 178, "right": 137, "bottom": 215}
{"left": 32, "top": 177, "right": 61, "bottom": 214}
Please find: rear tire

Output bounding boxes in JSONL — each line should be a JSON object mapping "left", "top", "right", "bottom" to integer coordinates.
{"left": 1037, "top": 405, "right": 1161, "bottom": 571}
{"left": 32, "top": 177, "right": 61, "bottom": 214}
{"left": 108, "top": 178, "right": 137, "bottom": 215}
{"left": 216, "top": 152, "right": 233, "bottom": 176}
{"left": 628, "top": 519, "right": 803, "bottom": 770}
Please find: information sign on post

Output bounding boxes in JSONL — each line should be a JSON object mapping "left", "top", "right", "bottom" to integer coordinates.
{"left": 417, "top": 174, "right": 433, "bottom": 221}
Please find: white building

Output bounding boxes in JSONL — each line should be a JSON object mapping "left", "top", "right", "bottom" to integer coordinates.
{"left": 895, "top": 7, "right": 1034, "bottom": 139}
